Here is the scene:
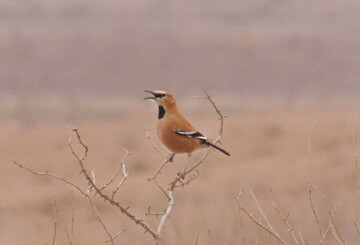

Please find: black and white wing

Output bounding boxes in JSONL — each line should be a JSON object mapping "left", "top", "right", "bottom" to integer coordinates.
{"left": 174, "top": 129, "right": 207, "bottom": 142}
{"left": 174, "top": 129, "right": 230, "bottom": 156}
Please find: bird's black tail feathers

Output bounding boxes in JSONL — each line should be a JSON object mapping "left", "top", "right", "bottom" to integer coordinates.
{"left": 206, "top": 142, "right": 230, "bottom": 156}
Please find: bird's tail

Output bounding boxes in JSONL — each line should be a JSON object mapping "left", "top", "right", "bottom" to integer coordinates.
{"left": 206, "top": 142, "right": 230, "bottom": 156}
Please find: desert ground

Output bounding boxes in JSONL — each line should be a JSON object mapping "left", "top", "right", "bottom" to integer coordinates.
{"left": 2, "top": 99, "right": 360, "bottom": 244}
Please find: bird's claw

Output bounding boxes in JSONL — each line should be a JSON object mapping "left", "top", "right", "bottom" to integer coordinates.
{"left": 177, "top": 171, "right": 186, "bottom": 180}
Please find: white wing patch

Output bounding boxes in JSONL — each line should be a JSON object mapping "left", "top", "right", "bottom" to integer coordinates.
{"left": 174, "top": 129, "right": 208, "bottom": 141}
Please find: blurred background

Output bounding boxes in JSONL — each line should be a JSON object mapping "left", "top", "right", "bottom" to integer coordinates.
{"left": 1, "top": 0, "right": 360, "bottom": 124}
{"left": 2, "top": 0, "right": 360, "bottom": 244}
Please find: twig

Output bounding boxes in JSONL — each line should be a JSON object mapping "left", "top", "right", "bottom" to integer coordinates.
{"left": 69, "top": 128, "right": 89, "bottom": 160}
{"left": 250, "top": 190, "right": 286, "bottom": 244}
{"left": 195, "top": 232, "right": 200, "bottom": 245}
{"left": 308, "top": 186, "right": 334, "bottom": 245}
{"left": 67, "top": 130, "right": 158, "bottom": 239}
{"left": 146, "top": 181, "right": 169, "bottom": 218}
{"left": 172, "top": 148, "right": 211, "bottom": 186}
{"left": 351, "top": 121, "right": 360, "bottom": 188}
{"left": 105, "top": 229, "right": 125, "bottom": 243}
{"left": 154, "top": 179, "right": 171, "bottom": 201}
{"left": 354, "top": 222, "right": 360, "bottom": 237}
{"left": 313, "top": 187, "right": 346, "bottom": 245}
{"left": 154, "top": 190, "right": 174, "bottom": 244}
{"left": 111, "top": 149, "right": 130, "bottom": 199}
{"left": 310, "top": 186, "right": 347, "bottom": 245}
{"left": 52, "top": 199, "right": 58, "bottom": 245}
{"left": 148, "top": 155, "right": 174, "bottom": 181}
{"left": 271, "top": 190, "right": 299, "bottom": 245}
{"left": 235, "top": 191, "right": 287, "bottom": 245}
{"left": 320, "top": 215, "right": 333, "bottom": 244}
{"left": 144, "top": 128, "right": 167, "bottom": 157}
{"left": 146, "top": 206, "right": 166, "bottom": 218}
{"left": 208, "top": 230, "right": 212, "bottom": 245}
{"left": 172, "top": 171, "right": 199, "bottom": 189}
{"left": 12, "top": 161, "right": 116, "bottom": 245}
{"left": 64, "top": 192, "right": 75, "bottom": 245}
{"left": 309, "top": 189, "right": 323, "bottom": 240}
{"left": 298, "top": 232, "right": 305, "bottom": 245}
{"left": 328, "top": 210, "right": 346, "bottom": 245}
{"left": 199, "top": 90, "right": 227, "bottom": 137}
{"left": 100, "top": 148, "right": 130, "bottom": 193}
{"left": 89, "top": 196, "right": 116, "bottom": 245}
{"left": 87, "top": 170, "right": 96, "bottom": 194}
{"left": 307, "top": 121, "right": 317, "bottom": 183}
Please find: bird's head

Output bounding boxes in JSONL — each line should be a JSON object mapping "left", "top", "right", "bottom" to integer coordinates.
{"left": 144, "top": 90, "right": 176, "bottom": 108}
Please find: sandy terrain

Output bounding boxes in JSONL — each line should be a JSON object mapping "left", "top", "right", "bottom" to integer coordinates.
{"left": 2, "top": 103, "right": 360, "bottom": 244}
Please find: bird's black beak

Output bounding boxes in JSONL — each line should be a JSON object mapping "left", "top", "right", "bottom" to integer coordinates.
{"left": 144, "top": 90, "right": 156, "bottom": 100}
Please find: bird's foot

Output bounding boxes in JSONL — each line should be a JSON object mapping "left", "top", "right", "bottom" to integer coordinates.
{"left": 176, "top": 170, "right": 186, "bottom": 180}
{"left": 168, "top": 154, "right": 175, "bottom": 163}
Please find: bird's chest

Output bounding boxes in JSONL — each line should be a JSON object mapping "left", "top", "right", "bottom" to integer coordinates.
{"left": 156, "top": 119, "right": 196, "bottom": 153}
{"left": 157, "top": 119, "right": 176, "bottom": 140}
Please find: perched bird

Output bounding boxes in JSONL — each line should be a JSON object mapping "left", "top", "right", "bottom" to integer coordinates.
{"left": 144, "top": 90, "right": 230, "bottom": 162}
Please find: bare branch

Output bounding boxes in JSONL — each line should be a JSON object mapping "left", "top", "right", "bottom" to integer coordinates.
{"left": 105, "top": 230, "right": 125, "bottom": 244}
{"left": 146, "top": 206, "right": 166, "bottom": 218}
{"left": 89, "top": 197, "right": 116, "bottom": 245}
{"left": 111, "top": 157, "right": 130, "bottom": 199}
{"left": 250, "top": 190, "right": 286, "bottom": 244}
{"left": 235, "top": 191, "right": 287, "bottom": 245}
{"left": 172, "top": 170, "right": 199, "bottom": 189}
{"left": 155, "top": 190, "right": 174, "bottom": 241}
{"left": 66, "top": 130, "right": 159, "bottom": 239}
{"left": 148, "top": 155, "right": 174, "bottom": 181}
{"left": 321, "top": 217, "right": 333, "bottom": 244}
{"left": 195, "top": 232, "right": 200, "bottom": 245}
{"left": 208, "top": 230, "right": 212, "bottom": 245}
{"left": 309, "top": 186, "right": 347, "bottom": 245}
{"left": 68, "top": 128, "right": 89, "bottom": 161}
{"left": 271, "top": 190, "right": 299, "bottom": 245}
{"left": 52, "top": 199, "right": 58, "bottom": 245}
{"left": 64, "top": 192, "right": 75, "bottom": 245}
{"left": 354, "top": 222, "right": 360, "bottom": 237}
{"left": 328, "top": 210, "right": 346, "bottom": 245}
{"left": 307, "top": 121, "right": 317, "bottom": 183}
{"left": 199, "top": 90, "right": 227, "bottom": 137}
{"left": 100, "top": 148, "right": 130, "bottom": 194}
{"left": 309, "top": 189, "right": 324, "bottom": 240}
{"left": 87, "top": 170, "right": 96, "bottom": 194}
{"left": 351, "top": 121, "right": 360, "bottom": 188}
{"left": 298, "top": 232, "right": 306, "bottom": 245}
{"left": 12, "top": 161, "right": 116, "bottom": 245}
{"left": 144, "top": 128, "right": 167, "bottom": 158}
{"left": 154, "top": 179, "right": 171, "bottom": 201}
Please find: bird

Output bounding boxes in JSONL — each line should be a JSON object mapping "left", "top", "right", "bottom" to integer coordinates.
{"left": 144, "top": 90, "right": 230, "bottom": 165}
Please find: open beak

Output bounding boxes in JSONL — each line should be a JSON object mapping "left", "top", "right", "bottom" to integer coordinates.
{"left": 144, "top": 90, "right": 156, "bottom": 100}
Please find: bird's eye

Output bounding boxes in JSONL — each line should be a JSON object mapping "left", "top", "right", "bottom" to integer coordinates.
{"left": 156, "top": 93, "right": 166, "bottom": 98}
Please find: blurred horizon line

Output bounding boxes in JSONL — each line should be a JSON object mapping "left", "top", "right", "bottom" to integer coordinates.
{"left": 2, "top": 92, "right": 360, "bottom": 126}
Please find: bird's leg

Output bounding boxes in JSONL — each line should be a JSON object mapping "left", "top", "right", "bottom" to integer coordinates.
{"left": 148, "top": 153, "right": 175, "bottom": 181}
{"left": 177, "top": 153, "right": 192, "bottom": 180}
{"left": 168, "top": 153, "right": 175, "bottom": 162}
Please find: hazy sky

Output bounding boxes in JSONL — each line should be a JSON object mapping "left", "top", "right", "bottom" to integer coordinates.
{"left": 1, "top": 0, "right": 360, "bottom": 100}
